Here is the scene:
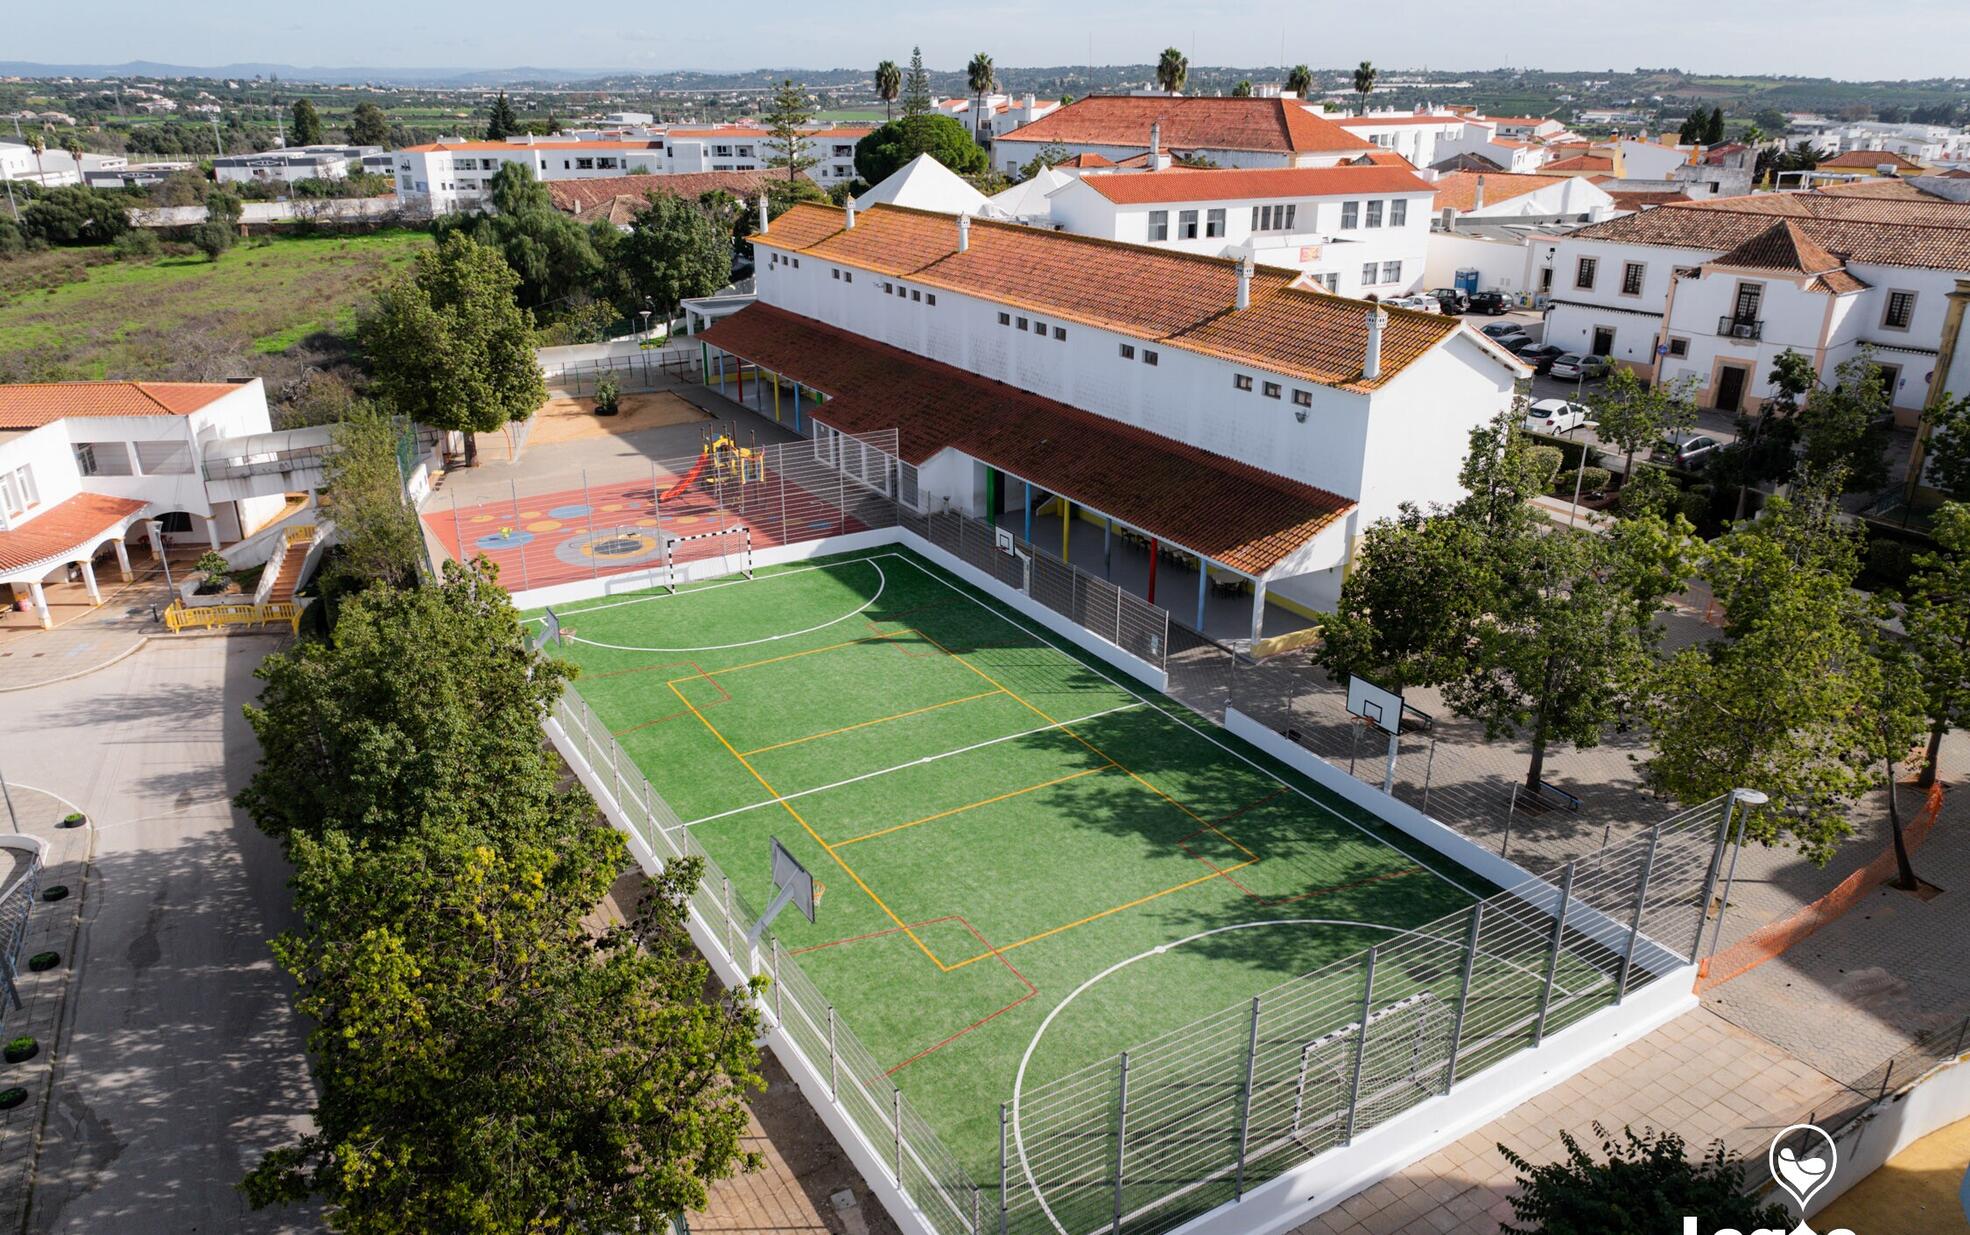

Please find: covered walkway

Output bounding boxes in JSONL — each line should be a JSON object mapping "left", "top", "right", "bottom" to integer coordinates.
{"left": 0, "top": 494, "right": 152, "bottom": 629}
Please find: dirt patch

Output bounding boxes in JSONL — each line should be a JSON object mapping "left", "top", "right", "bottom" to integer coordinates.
{"left": 528, "top": 390, "right": 713, "bottom": 447}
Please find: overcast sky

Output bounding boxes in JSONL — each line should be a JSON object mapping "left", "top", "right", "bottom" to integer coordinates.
{"left": 10, "top": 0, "right": 1966, "bottom": 81}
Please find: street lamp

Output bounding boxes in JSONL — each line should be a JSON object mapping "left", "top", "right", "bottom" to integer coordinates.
{"left": 1706, "top": 787, "right": 1768, "bottom": 964}
{"left": 152, "top": 519, "right": 175, "bottom": 593}
{"left": 639, "top": 309, "right": 652, "bottom": 342}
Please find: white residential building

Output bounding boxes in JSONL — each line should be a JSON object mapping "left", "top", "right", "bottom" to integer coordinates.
{"left": 695, "top": 202, "right": 1526, "bottom": 627}
{"left": 992, "top": 95, "right": 1375, "bottom": 177}
{"left": 1543, "top": 192, "right": 1970, "bottom": 425}
{"left": 1333, "top": 112, "right": 1470, "bottom": 169}
{"left": 1431, "top": 171, "right": 1617, "bottom": 223}
{"left": 214, "top": 144, "right": 381, "bottom": 185}
{"left": 0, "top": 380, "right": 311, "bottom": 627}
{"left": 936, "top": 92, "right": 1063, "bottom": 141}
{"left": 1031, "top": 164, "right": 1436, "bottom": 297}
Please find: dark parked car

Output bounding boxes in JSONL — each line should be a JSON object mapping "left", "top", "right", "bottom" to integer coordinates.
{"left": 1430, "top": 287, "right": 1470, "bottom": 314}
{"left": 1656, "top": 434, "right": 1723, "bottom": 468}
{"left": 1468, "top": 290, "right": 1512, "bottom": 315}
{"left": 1513, "top": 341, "right": 1567, "bottom": 373}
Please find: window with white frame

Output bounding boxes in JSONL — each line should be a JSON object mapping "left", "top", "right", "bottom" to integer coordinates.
{"left": 1390, "top": 198, "right": 1408, "bottom": 226}
{"left": 1366, "top": 200, "right": 1384, "bottom": 228}
{"left": 0, "top": 464, "right": 37, "bottom": 518}
{"left": 1206, "top": 208, "right": 1225, "bottom": 238}
{"left": 1148, "top": 210, "right": 1169, "bottom": 241}
{"left": 1251, "top": 203, "right": 1299, "bottom": 231}
{"left": 74, "top": 441, "right": 132, "bottom": 476}
{"left": 1621, "top": 262, "right": 1646, "bottom": 296}
{"left": 1362, "top": 261, "right": 1379, "bottom": 285}
{"left": 1381, "top": 260, "right": 1402, "bottom": 284}
{"left": 1292, "top": 389, "right": 1313, "bottom": 408}
{"left": 1341, "top": 201, "right": 1360, "bottom": 229}
{"left": 1234, "top": 374, "right": 1254, "bottom": 391}
{"left": 1262, "top": 381, "right": 1281, "bottom": 399}
{"left": 1178, "top": 209, "right": 1199, "bottom": 239}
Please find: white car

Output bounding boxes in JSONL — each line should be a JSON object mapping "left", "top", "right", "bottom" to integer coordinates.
{"left": 1523, "top": 398, "right": 1590, "bottom": 435}
{"left": 1386, "top": 293, "right": 1441, "bottom": 314}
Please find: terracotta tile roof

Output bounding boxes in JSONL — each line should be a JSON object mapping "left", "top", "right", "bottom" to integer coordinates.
{"left": 997, "top": 95, "right": 1373, "bottom": 156}
{"left": 1818, "top": 149, "right": 1926, "bottom": 170}
{"left": 0, "top": 382, "right": 239, "bottom": 430}
{"left": 1078, "top": 164, "right": 1433, "bottom": 204}
{"left": 1354, "top": 150, "right": 1418, "bottom": 169}
{"left": 754, "top": 202, "right": 1464, "bottom": 391}
{"left": 1057, "top": 152, "right": 1113, "bottom": 168}
{"left": 547, "top": 170, "right": 787, "bottom": 213}
{"left": 1806, "top": 269, "right": 1871, "bottom": 294}
{"left": 1431, "top": 171, "right": 1571, "bottom": 212}
{"left": 1566, "top": 192, "right": 1970, "bottom": 270}
{"left": 1605, "top": 189, "right": 1690, "bottom": 212}
{"left": 699, "top": 305, "right": 1353, "bottom": 574}
{"left": 1813, "top": 177, "right": 1937, "bottom": 200}
{"left": 672, "top": 125, "right": 872, "bottom": 140}
{"left": 1712, "top": 220, "right": 1844, "bottom": 275}
{"left": 1541, "top": 154, "right": 1615, "bottom": 172}
{"left": 0, "top": 494, "right": 148, "bottom": 575}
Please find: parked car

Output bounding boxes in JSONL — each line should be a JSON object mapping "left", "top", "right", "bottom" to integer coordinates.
{"left": 1429, "top": 287, "right": 1470, "bottom": 314}
{"left": 1468, "top": 290, "right": 1512, "bottom": 315}
{"left": 1512, "top": 341, "right": 1567, "bottom": 373}
{"left": 1656, "top": 434, "right": 1722, "bottom": 468}
{"left": 1480, "top": 322, "right": 1527, "bottom": 340}
{"left": 1549, "top": 353, "right": 1612, "bottom": 381}
{"left": 1523, "top": 398, "right": 1591, "bottom": 435}
{"left": 1385, "top": 293, "right": 1441, "bottom": 314}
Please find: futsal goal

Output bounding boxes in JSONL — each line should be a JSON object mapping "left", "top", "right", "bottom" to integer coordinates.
{"left": 656, "top": 525, "right": 754, "bottom": 592}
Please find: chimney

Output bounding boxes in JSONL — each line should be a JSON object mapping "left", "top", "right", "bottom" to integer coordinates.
{"left": 1024, "top": 93, "right": 1037, "bottom": 110}
{"left": 1235, "top": 257, "right": 1254, "bottom": 311}
{"left": 1149, "top": 121, "right": 1169, "bottom": 171}
{"left": 1364, "top": 308, "right": 1387, "bottom": 381}
{"left": 957, "top": 213, "right": 971, "bottom": 253}
{"left": 1473, "top": 175, "right": 1486, "bottom": 209}
{"left": 757, "top": 193, "right": 769, "bottom": 234}
{"left": 845, "top": 201, "right": 857, "bottom": 228}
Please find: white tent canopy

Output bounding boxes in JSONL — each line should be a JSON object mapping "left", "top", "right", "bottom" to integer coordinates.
{"left": 853, "top": 153, "right": 988, "bottom": 216}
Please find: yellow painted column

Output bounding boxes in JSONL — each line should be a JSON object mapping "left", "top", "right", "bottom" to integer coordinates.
{"left": 772, "top": 372, "right": 781, "bottom": 422}
{"left": 1061, "top": 500, "right": 1072, "bottom": 563}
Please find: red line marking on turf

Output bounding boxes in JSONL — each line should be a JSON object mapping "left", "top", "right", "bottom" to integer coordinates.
{"left": 789, "top": 914, "right": 1037, "bottom": 1077}
{"left": 598, "top": 660, "right": 730, "bottom": 735}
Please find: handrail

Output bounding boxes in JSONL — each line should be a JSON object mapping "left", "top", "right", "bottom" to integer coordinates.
{"left": 163, "top": 599, "right": 306, "bottom": 635}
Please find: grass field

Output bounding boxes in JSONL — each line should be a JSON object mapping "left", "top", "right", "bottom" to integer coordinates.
{"left": 535, "top": 547, "right": 1530, "bottom": 1182}
{"left": 0, "top": 230, "right": 429, "bottom": 381}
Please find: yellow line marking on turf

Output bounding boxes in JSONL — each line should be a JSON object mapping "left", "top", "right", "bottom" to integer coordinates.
{"left": 667, "top": 678, "right": 947, "bottom": 969}
{"left": 836, "top": 764, "right": 1116, "bottom": 847}
{"left": 941, "top": 860, "right": 1260, "bottom": 971}
{"left": 740, "top": 690, "right": 1005, "bottom": 756}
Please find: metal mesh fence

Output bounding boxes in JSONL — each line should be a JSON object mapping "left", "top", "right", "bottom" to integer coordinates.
{"left": 542, "top": 348, "right": 702, "bottom": 396}
{"left": 0, "top": 841, "right": 44, "bottom": 1031}
{"left": 899, "top": 508, "right": 1172, "bottom": 669}
{"left": 1001, "top": 795, "right": 1734, "bottom": 1235}
{"left": 552, "top": 690, "right": 983, "bottom": 1235}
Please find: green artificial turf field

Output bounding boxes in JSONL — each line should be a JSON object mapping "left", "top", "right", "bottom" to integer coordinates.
{"left": 532, "top": 547, "right": 1620, "bottom": 1188}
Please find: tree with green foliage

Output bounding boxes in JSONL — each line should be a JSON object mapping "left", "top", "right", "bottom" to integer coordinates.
{"left": 192, "top": 184, "right": 243, "bottom": 260}
{"left": 484, "top": 91, "right": 520, "bottom": 141}
{"left": 1920, "top": 392, "right": 1970, "bottom": 503}
{"left": 854, "top": 113, "right": 987, "bottom": 185}
{"left": 1156, "top": 47, "right": 1189, "bottom": 94}
{"left": 193, "top": 550, "right": 233, "bottom": 593}
{"left": 237, "top": 561, "right": 764, "bottom": 1232}
{"left": 1286, "top": 65, "right": 1313, "bottom": 98}
{"left": 1703, "top": 105, "right": 1726, "bottom": 145}
{"left": 436, "top": 162, "right": 603, "bottom": 315}
{"left": 763, "top": 79, "right": 817, "bottom": 181}
{"left": 609, "top": 192, "right": 732, "bottom": 322}
{"left": 24, "top": 134, "right": 45, "bottom": 183}
{"left": 700, "top": 177, "right": 828, "bottom": 260}
{"left": 1353, "top": 61, "right": 1377, "bottom": 113}
{"left": 1017, "top": 143, "right": 1071, "bottom": 180}
{"left": 902, "top": 46, "right": 933, "bottom": 118}
{"left": 1794, "top": 351, "right": 1894, "bottom": 493}
{"left": 967, "top": 52, "right": 997, "bottom": 141}
{"left": 348, "top": 101, "right": 391, "bottom": 147}
{"left": 1500, "top": 1124, "right": 1792, "bottom": 1235}
{"left": 1711, "top": 349, "right": 1810, "bottom": 520}
{"left": 1317, "top": 505, "right": 1498, "bottom": 692}
{"left": 290, "top": 97, "right": 323, "bottom": 146}
{"left": 1902, "top": 502, "right": 1970, "bottom": 788}
{"left": 358, "top": 233, "right": 544, "bottom": 467}
{"left": 1676, "top": 112, "right": 1703, "bottom": 144}
{"left": 1642, "top": 486, "right": 1911, "bottom": 864}
{"left": 323, "top": 400, "right": 426, "bottom": 591}
{"left": 20, "top": 184, "right": 129, "bottom": 245}
{"left": 874, "top": 59, "right": 902, "bottom": 121}
{"left": 1231, "top": 80, "right": 1254, "bottom": 98}
{"left": 1586, "top": 368, "right": 1697, "bottom": 478}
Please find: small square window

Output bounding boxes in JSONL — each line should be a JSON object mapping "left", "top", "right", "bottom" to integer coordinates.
{"left": 1262, "top": 382, "right": 1281, "bottom": 399}
{"left": 1667, "top": 337, "right": 1689, "bottom": 358}
{"left": 1053, "top": 326, "right": 1066, "bottom": 340}
{"left": 998, "top": 311, "right": 1010, "bottom": 325}
{"left": 832, "top": 269, "right": 840, "bottom": 280}
{"left": 925, "top": 293, "right": 934, "bottom": 305}
{"left": 911, "top": 289, "right": 921, "bottom": 301}
{"left": 1017, "top": 316, "right": 1029, "bottom": 330}
{"left": 1292, "top": 389, "right": 1312, "bottom": 407}
{"left": 1143, "top": 350, "right": 1159, "bottom": 366}
{"left": 883, "top": 281, "right": 893, "bottom": 292}
{"left": 1234, "top": 374, "right": 1254, "bottom": 391}
{"left": 1033, "top": 320, "right": 1045, "bottom": 333}
{"left": 844, "top": 272, "right": 853, "bottom": 283}
{"left": 1119, "top": 343, "right": 1135, "bottom": 359}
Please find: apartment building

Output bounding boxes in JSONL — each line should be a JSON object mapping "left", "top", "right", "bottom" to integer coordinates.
{"left": 1333, "top": 113, "right": 1470, "bottom": 169}
{"left": 1543, "top": 192, "right": 1970, "bottom": 423}
{"left": 695, "top": 202, "right": 1526, "bottom": 627}
{"left": 992, "top": 95, "right": 1375, "bottom": 176}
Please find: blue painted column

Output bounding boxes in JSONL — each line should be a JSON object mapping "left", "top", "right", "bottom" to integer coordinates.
{"left": 701, "top": 342, "right": 710, "bottom": 387}
{"left": 1103, "top": 517, "right": 1112, "bottom": 578}
{"left": 1196, "top": 558, "right": 1209, "bottom": 630}
{"left": 1023, "top": 480, "right": 1034, "bottom": 543}
{"left": 792, "top": 382, "right": 803, "bottom": 432}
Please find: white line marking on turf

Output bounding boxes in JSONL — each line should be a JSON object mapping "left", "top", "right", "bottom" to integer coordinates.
{"left": 1010, "top": 918, "right": 1584, "bottom": 1235}
{"left": 890, "top": 554, "right": 1485, "bottom": 900}
{"left": 677, "top": 701, "right": 1146, "bottom": 829}
{"left": 526, "top": 557, "right": 867, "bottom": 622}
{"left": 564, "top": 559, "right": 889, "bottom": 654}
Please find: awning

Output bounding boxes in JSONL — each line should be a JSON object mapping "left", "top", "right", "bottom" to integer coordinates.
{"left": 0, "top": 493, "right": 149, "bottom": 582}
{"left": 701, "top": 305, "right": 1355, "bottom": 576}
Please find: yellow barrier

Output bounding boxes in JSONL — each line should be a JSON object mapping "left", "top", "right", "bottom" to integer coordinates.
{"left": 164, "top": 600, "right": 305, "bottom": 635}
{"left": 1251, "top": 624, "right": 1325, "bottom": 661}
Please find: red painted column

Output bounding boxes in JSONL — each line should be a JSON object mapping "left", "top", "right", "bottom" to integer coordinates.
{"left": 1146, "top": 538, "right": 1159, "bottom": 606}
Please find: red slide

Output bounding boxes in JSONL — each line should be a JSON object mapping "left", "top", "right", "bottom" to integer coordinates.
{"left": 659, "top": 452, "right": 710, "bottom": 502}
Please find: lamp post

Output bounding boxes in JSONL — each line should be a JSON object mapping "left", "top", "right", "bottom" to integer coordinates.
{"left": 639, "top": 309, "right": 653, "bottom": 342}
{"left": 1707, "top": 788, "right": 1768, "bottom": 964}
{"left": 152, "top": 519, "right": 175, "bottom": 594}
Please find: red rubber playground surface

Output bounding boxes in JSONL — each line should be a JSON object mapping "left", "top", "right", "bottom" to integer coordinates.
{"left": 425, "top": 454, "right": 880, "bottom": 591}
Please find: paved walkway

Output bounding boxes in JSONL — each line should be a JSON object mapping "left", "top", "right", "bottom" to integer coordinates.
{"left": 0, "top": 548, "right": 194, "bottom": 693}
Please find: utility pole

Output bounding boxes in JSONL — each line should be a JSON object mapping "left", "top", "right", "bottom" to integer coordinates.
{"left": 211, "top": 114, "right": 225, "bottom": 157}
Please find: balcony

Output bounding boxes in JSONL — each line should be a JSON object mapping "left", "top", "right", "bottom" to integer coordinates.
{"left": 1718, "top": 316, "right": 1764, "bottom": 341}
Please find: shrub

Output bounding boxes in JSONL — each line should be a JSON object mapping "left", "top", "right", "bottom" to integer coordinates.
{"left": 595, "top": 375, "right": 621, "bottom": 416}
{"left": 1555, "top": 466, "right": 1613, "bottom": 498}
{"left": 3, "top": 1036, "right": 37, "bottom": 1063}
{"left": 191, "top": 220, "right": 236, "bottom": 261}
{"left": 1500, "top": 1124, "right": 1790, "bottom": 1235}
{"left": 1526, "top": 445, "right": 1564, "bottom": 488}
{"left": 193, "top": 551, "right": 233, "bottom": 594}
{"left": 112, "top": 229, "right": 162, "bottom": 261}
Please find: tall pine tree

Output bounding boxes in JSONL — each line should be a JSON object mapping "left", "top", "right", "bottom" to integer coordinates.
{"left": 484, "top": 91, "right": 520, "bottom": 141}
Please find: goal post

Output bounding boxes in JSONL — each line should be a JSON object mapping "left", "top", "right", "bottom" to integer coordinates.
{"left": 663, "top": 525, "right": 755, "bottom": 588}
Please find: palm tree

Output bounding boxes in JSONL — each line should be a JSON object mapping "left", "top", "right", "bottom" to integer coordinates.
{"left": 1232, "top": 81, "right": 1254, "bottom": 98}
{"left": 24, "top": 133, "right": 45, "bottom": 184}
{"left": 1353, "top": 61, "right": 1377, "bottom": 114}
{"left": 1156, "top": 47, "right": 1188, "bottom": 95}
{"left": 1286, "top": 64, "right": 1313, "bottom": 98}
{"left": 63, "top": 138, "right": 84, "bottom": 182}
{"left": 967, "top": 52, "right": 996, "bottom": 142}
{"left": 875, "top": 60, "right": 901, "bottom": 121}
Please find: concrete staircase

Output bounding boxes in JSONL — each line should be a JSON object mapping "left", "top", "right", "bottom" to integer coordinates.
{"left": 265, "top": 550, "right": 306, "bottom": 604}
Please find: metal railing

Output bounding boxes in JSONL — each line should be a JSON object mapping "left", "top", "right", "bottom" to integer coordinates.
{"left": 552, "top": 690, "right": 985, "bottom": 1235}
{"left": 162, "top": 599, "right": 306, "bottom": 634}
{"left": 1717, "top": 317, "right": 1764, "bottom": 341}
{"left": 1000, "top": 795, "right": 1734, "bottom": 1235}
{"left": 544, "top": 348, "right": 702, "bottom": 396}
{"left": 0, "top": 837, "right": 47, "bottom": 1032}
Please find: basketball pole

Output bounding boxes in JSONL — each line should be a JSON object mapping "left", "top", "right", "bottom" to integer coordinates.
{"left": 583, "top": 469, "right": 598, "bottom": 579}
{"left": 1383, "top": 727, "right": 1400, "bottom": 794}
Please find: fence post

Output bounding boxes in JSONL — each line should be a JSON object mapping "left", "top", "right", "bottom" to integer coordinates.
{"left": 1420, "top": 738, "right": 1437, "bottom": 814}
{"left": 583, "top": 468, "right": 599, "bottom": 578}
{"left": 999, "top": 1103, "right": 1010, "bottom": 1235}
{"left": 1690, "top": 796, "right": 1737, "bottom": 963}
{"left": 1615, "top": 823, "right": 1664, "bottom": 1004}
{"left": 973, "top": 1185, "right": 981, "bottom": 1235}
{"left": 723, "top": 876, "right": 736, "bottom": 962}
{"left": 1502, "top": 785, "right": 1519, "bottom": 858}
{"left": 1111, "top": 1052, "right": 1130, "bottom": 1234}
{"left": 828, "top": 1005, "right": 838, "bottom": 1099}
{"left": 1344, "top": 949, "right": 1377, "bottom": 1145}
{"left": 892, "top": 1086, "right": 904, "bottom": 1185}
{"left": 1707, "top": 801, "right": 1752, "bottom": 966}
{"left": 1235, "top": 996, "right": 1260, "bottom": 1198}
{"left": 1533, "top": 862, "right": 1577, "bottom": 1047}
{"left": 771, "top": 936, "right": 782, "bottom": 1027}
{"left": 1443, "top": 904, "right": 1483, "bottom": 1094}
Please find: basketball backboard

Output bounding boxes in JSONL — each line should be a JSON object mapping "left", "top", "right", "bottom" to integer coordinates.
{"left": 770, "top": 836, "right": 816, "bottom": 925}
{"left": 1347, "top": 675, "right": 1404, "bottom": 736}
